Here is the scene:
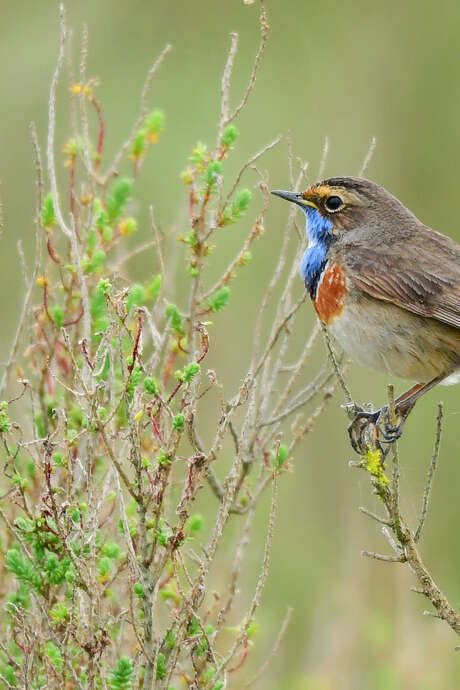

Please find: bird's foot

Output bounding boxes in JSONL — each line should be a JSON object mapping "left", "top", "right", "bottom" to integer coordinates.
{"left": 345, "top": 403, "right": 380, "bottom": 454}
{"left": 345, "top": 402, "right": 406, "bottom": 455}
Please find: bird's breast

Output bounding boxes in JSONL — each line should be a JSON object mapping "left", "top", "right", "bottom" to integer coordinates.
{"left": 312, "top": 261, "right": 347, "bottom": 324}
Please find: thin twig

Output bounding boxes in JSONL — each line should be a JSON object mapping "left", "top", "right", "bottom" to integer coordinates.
{"left": 320, "top": 321, "right": 353, "bottom": 405}
{"left": 414, "top": 402, "right": 443, "bottom": 542}
{"left": 359, "top": 136, "right": 377, "bottom": 176}
{"left": 243, "top": 606, "right": 293, "bottom": 688}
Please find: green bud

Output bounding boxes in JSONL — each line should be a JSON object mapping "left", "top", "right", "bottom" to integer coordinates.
{"left": 0, "top": 402, "right": 12, "bottom": 433}
{"left": 172, "top": 413, "right": 185, "bottom": 430}
{"left": 107, "top": 178, "right": 132, "bottom": 221}
{"left": 50, "top": 602, "right": 70, "bottom": 624}
{"left": 102, "top": 225, "right": 113, "bottom": 242}
{"left": 208, "top": 286, "right": 230, "bottom": 312}
{"left": 146, "top": 274, "right": 162, "bottom": 300}
{"left": 42, "top": 194, "right": 56, "bottom": 227}
{"left": 145, "top": 110, "right": 165, "bottom": 137}
{"left": 165, "top": 303, "right": 185, "bottom": 335}
{"left": 127, "top": 283, "right": 145, "bottom": 313}
{"left": 156, "top": 653, "right": 167, "bottom": 680}
{"left": 221, "top": 188, "right": 252, "bottom": 225}
{"left": 131, "top": 129, "right": 147, "bottom": 158}
{"left": 98, "top": 278, "right": 111, "bottom": 294}
{"left": 271, "top": 444, "right": 289, "bottom": 468}
{"left": 133, "top": 582, "right": 145, "bottom": 598}
{"left": 143, "top": 377, "right": 158, "bottom": 396}
{"left": 183, "top": 362, "right": 200, "bottom": 382}
{"left": 51, "top": 305, "right": 65, "bottom": 328}
{"left": 98, "top": 406, "right": 108, "bottom": 420}
{"left": 103, "top": 540, "right": 121, "bottom": 559}
{"left": 221, "top": 125, "right": 239, "bottom": 148}
{"left": 156, "top": 450, "right": 171, "bottom": 466}
{"left": 190, "top": 142, "right": 208, "bottom": 165}
{"left": 188, "top": 514, "right": 204, "bottom": 532}
{"left": 120, "top": 216, "right": 138, "bottom": 235}
{"left": 203, "top": 160, "right": 222, "bottom": 188}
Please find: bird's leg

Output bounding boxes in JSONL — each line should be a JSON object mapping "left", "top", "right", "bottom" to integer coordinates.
{"left": 347, "top": 375, "right": 444, "bottom": 453}
{"left": 379, "top": 375, "right": 444, "bottom": 441}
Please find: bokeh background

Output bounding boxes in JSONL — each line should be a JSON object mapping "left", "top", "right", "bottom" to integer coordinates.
{"left": 0, "top": 1, "right": 459, "bottom": 688}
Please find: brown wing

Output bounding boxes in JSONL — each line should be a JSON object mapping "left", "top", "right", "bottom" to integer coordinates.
{"left": 341, "top": 226, "right": 460, "bottom": 330}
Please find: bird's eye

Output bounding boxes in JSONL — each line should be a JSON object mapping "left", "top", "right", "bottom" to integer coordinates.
{"left": 325, "top": 195, "right": 343, "bottom": 212}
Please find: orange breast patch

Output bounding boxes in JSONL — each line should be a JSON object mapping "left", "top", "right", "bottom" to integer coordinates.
{"left": 313, "top": 262, "right": 347, "bottom": 324}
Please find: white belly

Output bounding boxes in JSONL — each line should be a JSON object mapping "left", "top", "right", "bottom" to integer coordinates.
{"left": 327, "top": 296, "right": 460, "bottom": 383}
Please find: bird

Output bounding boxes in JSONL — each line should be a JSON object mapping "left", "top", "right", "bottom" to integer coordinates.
{"left": 271, "top": 177, "right": 460, "bottom": 451}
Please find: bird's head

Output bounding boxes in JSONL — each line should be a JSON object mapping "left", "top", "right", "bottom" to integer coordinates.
{"left": 272, "top": 176, "right": 415, "bottom": 242}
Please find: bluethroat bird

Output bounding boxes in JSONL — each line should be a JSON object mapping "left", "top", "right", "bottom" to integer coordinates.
{"left": 272, "top": 177, "right": 460, "bottom": 452}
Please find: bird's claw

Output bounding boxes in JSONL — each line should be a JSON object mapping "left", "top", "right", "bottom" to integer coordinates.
{"left": 347, "top": 405, "right": 380, "bottom": 454}
{"left": 347, "top": 402, "right": 405, "bottom": 455}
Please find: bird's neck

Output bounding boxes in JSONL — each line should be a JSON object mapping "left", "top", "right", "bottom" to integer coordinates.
{"left": 299, "top": 208, "right": 334, "bottom": 298}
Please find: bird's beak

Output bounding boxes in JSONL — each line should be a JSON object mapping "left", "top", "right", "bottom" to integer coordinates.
{"left": 271, "top": 190, "right": 318, "bottom": 209}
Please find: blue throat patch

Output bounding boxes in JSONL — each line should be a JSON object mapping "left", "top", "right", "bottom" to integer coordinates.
{"left": 299, "top": 207, "right": 334, "bottom": 299}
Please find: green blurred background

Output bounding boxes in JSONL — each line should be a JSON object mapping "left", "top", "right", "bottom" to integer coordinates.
{"left": 0, "top": 1, "right": 459, "bottom": 688}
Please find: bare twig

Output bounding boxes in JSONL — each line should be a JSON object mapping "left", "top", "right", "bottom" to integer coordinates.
{"left": 414, "top": 402, "right": 444, "bottom": 542}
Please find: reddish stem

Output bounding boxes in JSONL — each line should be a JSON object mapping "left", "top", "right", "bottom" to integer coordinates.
{"left": 128, "top": 311, "right": 145, "bottom": 376}
{"left": 196, "top": 324, "right": 210, "bottom": 363}
{"left": 81, "top": 339, "right": 94, "bottom": 371}
{"left": 166, "top": 381, "right": 183, "bottom": 405}
{"left": 42, "top": 283, "right": 55, "bottom": 326}
{"left": 147, "top": 402, "right": 164, "bottom": 443}
{"left": 90, "top": 95, "right": 105, "bottom": 170}
{"left": 229, "top": 637, "right": 249, "bottom": 673}
{"left": 46, "top": 232, "right": 62, "bottom": 265}
{"left": 63, "top": 301, "right": 84, "bottom": 327}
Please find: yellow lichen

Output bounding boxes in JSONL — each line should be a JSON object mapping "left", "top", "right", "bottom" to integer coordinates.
{"left": 362, "top": 448, "right": 389, "bottom": 488}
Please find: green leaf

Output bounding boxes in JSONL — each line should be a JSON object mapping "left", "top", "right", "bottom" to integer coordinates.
{"left": 203, "top": 160, "right": 222, "bottom": 188}
{"left": 208, "top": 286, "right": 230, "bottom": 312}
{"left": 232, "top": 188, "right": 252, "bottom": 216}
{"left": 143, "top": 377, "right": 158, "bottom": 396}
{"left": 97, "top": 556, "right": 111, "bottom": 578}
{"left": 165, "top": 304, "right": 185, "bottom": 336}
{"left": 145, "top": 110, "right": 165, "bottom": 137}
{"left": 46, "top": 642, "right": 63, "bottom": 672}
{"left": 127, "top": 284, "right": 145, "bottom": 313}
{"left": 183, "top": 362, "right": 200, "bottom": 383}
{"left": 127, "top": 366, "right": 141, "bottom": 402}
{"left": 220, "top": 125, "right": 239, "bottom": 148}
{"left": 102, "top": 540, "right": 121, "bottom": 559}
{"left": 50, "top": 602, "right": 70, "bottom": 625}
{"left": 133, "top": 582, "right": 145, "bottom": 598}
{"left": 90, "top": 283, "right": 109, "bottom": 333}
{"left": 0, "top": 660, "right": 17, "bottom": 687}
{"left": 41, "top": 194, "right": 56, "bottom": 228}
{"left": 52, "top": 451, "right": 66, "bottom": 467}
{"left": 108, "top": 656, "right": 134, "bottom": 690}
{"left": 145, "top": 274, "right": 162, "bottom": 300}
{"left": 172, "top": 413, "right": 185, "bottom": 430}
{"left": 51, "top": 305, "right": 64, "bottom": 328}
{"left": 221, "top": 188, "right": 252, "bottom": 225}
{"left": 156, "top": 653, "right": 167, "bottom": 680}
{"left": 44, "top": 552, "right": 69, "bottom": 585}
{"left": 190, "top": 142, "right": 207, "bottom": 165}
{"left": 5, "top": 549, "right": 42, "bottom": 591}
{"left": 107, "top": 178, "right": 132, "bottom": 222}
{"left": 187, "top": 514, "right": 204, "bottom": 532}
{"left": 271, "top": 443, "right": 289, "bottom": 468}
{"left": 0, "top": 401, "right": 12, "bottom": 433}
{"left": 130, "top": 129, "right": 147, "bottom": 158}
